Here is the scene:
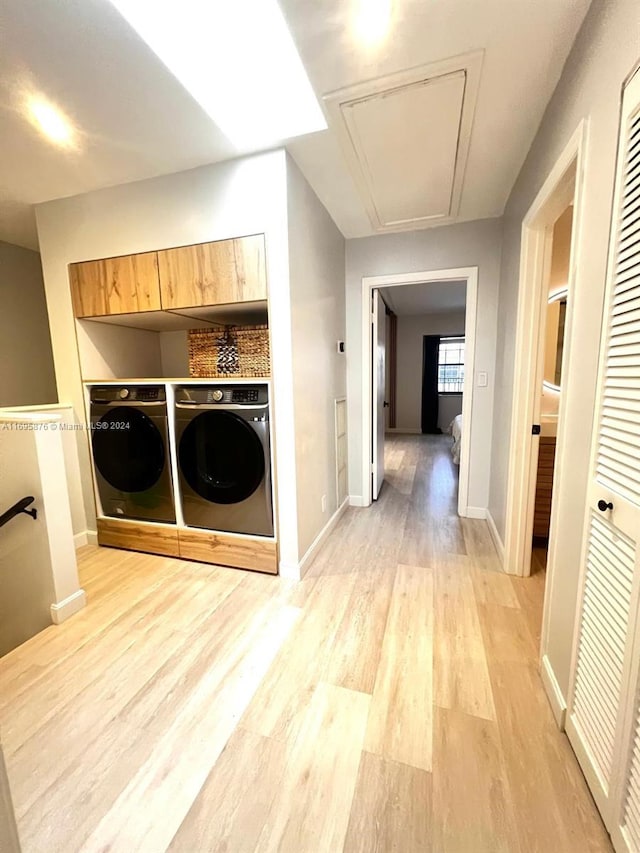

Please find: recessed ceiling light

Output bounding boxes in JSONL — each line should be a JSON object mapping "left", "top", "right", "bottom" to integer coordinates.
{"left": 107, "top": 0, "right": 327, "bottom": 150}
{"left": 28, "top": 97, "right": 76, "bottom": 148}
{"left": 355, "top": 0, "right": 393, "bottom": 45}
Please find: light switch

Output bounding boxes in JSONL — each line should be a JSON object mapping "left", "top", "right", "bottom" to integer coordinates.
{"left": 477, "top": 371, "right": 488, "bottom": 388}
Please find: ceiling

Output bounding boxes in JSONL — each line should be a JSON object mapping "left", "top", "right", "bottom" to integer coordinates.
{"left": 380, "top": 280, "right": 467, "bottom": 316}
{"left": 0, "top": 0, "right": 592, "bottom": 250}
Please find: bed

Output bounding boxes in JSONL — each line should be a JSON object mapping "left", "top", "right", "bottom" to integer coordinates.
{"left": 448, "top": 415, "right": 463, "bottom": 465}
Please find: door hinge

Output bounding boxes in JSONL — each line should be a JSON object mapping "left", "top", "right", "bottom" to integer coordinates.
{"left": 532, "top": 424, "right": 541, "bottom": 435}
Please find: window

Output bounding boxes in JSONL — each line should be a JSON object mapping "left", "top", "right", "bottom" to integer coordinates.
{"left": 438, "top": 336, "right": 465, "bottom": 394}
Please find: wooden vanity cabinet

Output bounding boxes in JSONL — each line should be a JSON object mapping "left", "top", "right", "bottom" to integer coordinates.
{"left": 157, "top": 234, "right": 267, "bottom": 309}
{"left": 533, "top": 436, "right": 556, "bottom": 539}
{"left": 69, "top": 252, "right": 161, "bottom": 318}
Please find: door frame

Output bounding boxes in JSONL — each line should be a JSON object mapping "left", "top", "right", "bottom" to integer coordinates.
{"left": 503, "top": 120, "right": 588, "bottom": 582}
{"left": 361, "top": 266, "right": 478, "bottom": 515}
{"left": 0, "top": 741, "right": 20, "bottom": 853}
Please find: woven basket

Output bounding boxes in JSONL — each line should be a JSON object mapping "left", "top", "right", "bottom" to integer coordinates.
{"left": 188, "top": 325, "right": 270, "bottom": 378}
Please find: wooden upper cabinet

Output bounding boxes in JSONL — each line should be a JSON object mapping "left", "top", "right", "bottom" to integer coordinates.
{"left": 69, "top": 252, "right": 161, "bottom": 318}
{"left": 157, "top": 234, "right": 267, "bottom": 310}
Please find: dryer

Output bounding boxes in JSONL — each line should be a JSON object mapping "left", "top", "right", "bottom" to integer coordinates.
{"left": 89, "top": 384, "right": 175, "bottom": 523}
{"left": 175, "top": 383, "right": 273, "bottom": 537}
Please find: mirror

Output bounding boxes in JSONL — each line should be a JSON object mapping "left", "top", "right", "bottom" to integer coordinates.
{"left": 543, "top": 288, "right": 568, "bottom": 391}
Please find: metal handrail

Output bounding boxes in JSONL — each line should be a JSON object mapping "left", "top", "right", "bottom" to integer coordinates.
{"left": 0, "top": 497, "right": 37, "bottom": 529}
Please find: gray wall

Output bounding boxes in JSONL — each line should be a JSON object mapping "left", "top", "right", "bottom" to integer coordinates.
{"left": 287, "top": 155, "right": 347, "bottom": 559}
{"left": 346, "top": 218, "right": 502, "bottom": 511}
{"left": 488, "top": 0, "right": 640, "bottom": 697}
{"left": 0, "top": 240, "right": 57, "bottom": 407}
{"left": 394, "top": 310, "right": 466, "bottom": 432}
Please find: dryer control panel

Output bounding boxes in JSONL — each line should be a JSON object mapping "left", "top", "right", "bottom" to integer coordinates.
{"left": 175, "top": 384, "right": 268, "bottom": 406}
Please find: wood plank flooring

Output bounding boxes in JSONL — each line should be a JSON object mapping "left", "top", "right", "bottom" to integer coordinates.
{"left": 0, "top": 434, "right": 611, "bottom": 852}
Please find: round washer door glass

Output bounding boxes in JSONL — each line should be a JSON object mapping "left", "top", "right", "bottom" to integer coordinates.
{"left": 92, "top": 406, "right": 165, "bottom": 492}
{"left": 179, "top": 410, "right": 265, "bottom": 505}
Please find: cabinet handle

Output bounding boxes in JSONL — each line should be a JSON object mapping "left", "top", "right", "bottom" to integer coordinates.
{"left": 597, "top": 499, "right": 614, "bottom": 512}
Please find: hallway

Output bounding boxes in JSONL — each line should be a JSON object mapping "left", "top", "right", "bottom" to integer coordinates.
{"left": 0, "top": 435, "right": 610, "bottom": 851}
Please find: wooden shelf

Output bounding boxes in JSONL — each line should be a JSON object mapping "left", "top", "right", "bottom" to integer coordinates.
{"left": 77, "top": 301, "right": 269, "bottom": 333}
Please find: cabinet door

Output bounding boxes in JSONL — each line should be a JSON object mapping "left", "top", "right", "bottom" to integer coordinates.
{"left": 69, "top": 252, "right": 161, "bottom": 317}
{"left": 158, "top": 234, "right": 267, "bottom": 309}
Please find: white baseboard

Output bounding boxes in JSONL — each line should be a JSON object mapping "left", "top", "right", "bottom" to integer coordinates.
{"left": 298, "top": 498, "right": 350, "bottom": 580}
{"left": 50, "top": 589, "right": 87, "bottom": 624}
{"left": 74, "top": 530, "right": 98, "bottom": 548}
{"left": 385, "top": 428, "right": 422, "bottom": 434}
{"left": 486, "top": 509, "right": 505, "bottom": 568}
{"left": 349, "top": 495, "right": 368, "bottom": 508}
{"left": 541, "top": 654, "right": 567, "bottom": 729}
{"left": 278, "top": 560, "right": 300, "bottom": 581}
{"left": 279, "top": 498, "right": 350, "bottom": 582}
{"left": 464, "top": 506, "right": 487, "bottom": 520}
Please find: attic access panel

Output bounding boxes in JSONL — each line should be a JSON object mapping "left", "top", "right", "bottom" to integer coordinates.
{"left": 325, "top": 53, "right": 482, "bottom": 233}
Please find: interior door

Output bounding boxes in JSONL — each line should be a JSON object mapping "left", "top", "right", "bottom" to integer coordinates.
{"left": 565, "top": 68, "right": 640, "bottom": 841}
{"left": 372, "top": 290, "right": 386, "bottom": 499}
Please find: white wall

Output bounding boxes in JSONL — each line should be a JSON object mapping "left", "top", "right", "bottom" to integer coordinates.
{"left": 35, "top": 151, "right": 300, "bottom": 570}
{"left": 394, "top": 310, "right": 466, "bottom": 432}
{"left": 76, "top": 321, "right": 163, "bottom": 380}
{"left": 488, "top": 0, "right": 640, "bottom": 697}
{"left": 160, "top": 330, "right": 190, "bottom": 377}
{"left": 346, "top": 219, "right": 502, "bottom": 510}
{"left": 286, "top": 155, "right": 346, "bottom": 563}
{"left": 0, "top": 411, "right": 81, "bottom": 654}
{"left": 0, "top": 424, "right": 55, "bottom": 655}
{"left": 0, "top": 240, "right": 57, "bottom": 407}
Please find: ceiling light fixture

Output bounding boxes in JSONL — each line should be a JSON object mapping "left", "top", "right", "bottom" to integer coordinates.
{"left": 107, "top": 0, "right": 327, "bottom": 150}
{"left": 28, "top": 97, "right": 76, "bottom": 148}
{"left": 355, "top": 0, "right": 393, "bottom": 46}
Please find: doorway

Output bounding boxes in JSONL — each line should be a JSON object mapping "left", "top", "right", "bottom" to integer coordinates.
{"left": 503, "top": 121, "right": 586, "bottom": 589}
{"left": 361, "top": 267, "right": 478, "bottom": 516}
{"left": 531, "top": 204, "right": 574, "bottom": 581}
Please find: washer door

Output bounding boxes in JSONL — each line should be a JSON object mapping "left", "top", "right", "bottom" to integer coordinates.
{"left": 92, "top": 406, "right": 165, "bottom": 493}
{"left": 179, "top": 410, "right": 265, "bottom": 505}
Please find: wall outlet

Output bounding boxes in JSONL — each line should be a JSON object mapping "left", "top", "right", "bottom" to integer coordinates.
{"left": 321, "top": 494, "right": 327, "bottom": 513}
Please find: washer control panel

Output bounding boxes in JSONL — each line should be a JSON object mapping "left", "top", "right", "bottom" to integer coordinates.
{"left": 90, "top": 385, "right": 165, "bottom": 403}
{"left": 232, "top": 388, "right": 260, "bottom": 404}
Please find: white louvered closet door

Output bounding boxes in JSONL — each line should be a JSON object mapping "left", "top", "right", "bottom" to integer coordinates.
{"left": 565, "top": 66, "right": 640, "bottom": 848}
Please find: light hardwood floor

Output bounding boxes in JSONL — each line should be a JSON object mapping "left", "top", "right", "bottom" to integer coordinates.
{"left": 0, "top": 435, "right": 611, "bottom": 852}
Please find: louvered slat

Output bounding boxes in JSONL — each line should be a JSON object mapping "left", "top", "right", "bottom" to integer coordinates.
{"left": 598, "top": 225, "right": 640, "bottom": 506}
{"left": 572, "top": 514, "right": 636, "bottom": 784}
{"left": 621, "top": 690, "right": 640, "bottom": 850}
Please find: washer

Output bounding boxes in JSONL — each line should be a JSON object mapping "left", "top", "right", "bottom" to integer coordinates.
{"left": 175, "top": 383, "right": 273, "bottom": 537}
{"left": 89, "top": 384, "right": 175, "bottom": 523}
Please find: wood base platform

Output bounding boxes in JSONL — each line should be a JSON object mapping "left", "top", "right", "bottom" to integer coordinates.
{"left": 96, "top": 518, "right": 278, "bottom": 574}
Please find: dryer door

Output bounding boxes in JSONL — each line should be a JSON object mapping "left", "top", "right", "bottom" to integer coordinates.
{"left": 92, "top": 406, "right": 165, "bottom": 493}
{"left": 179, "top": 410, "right": 265, "bottom": 505}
